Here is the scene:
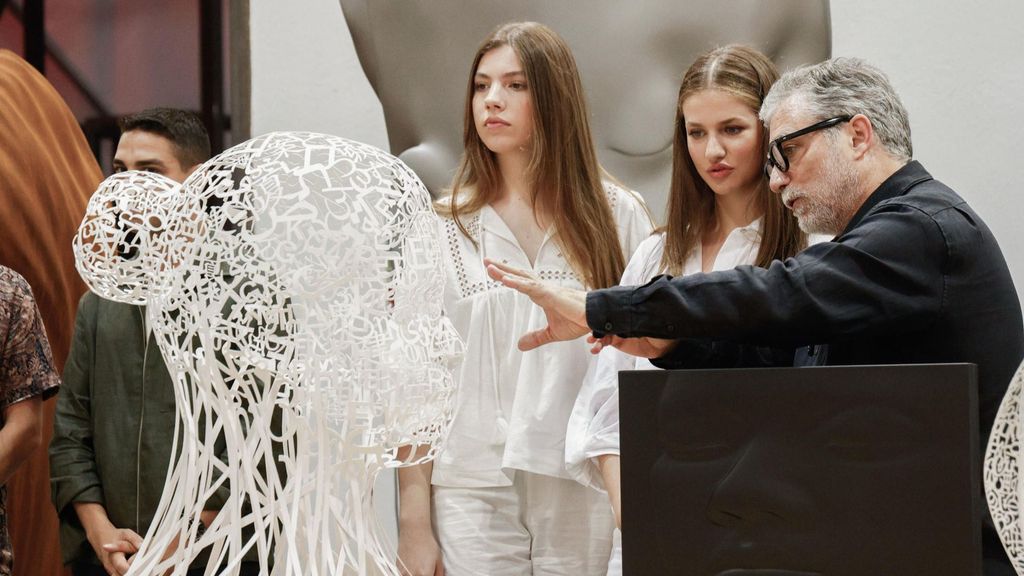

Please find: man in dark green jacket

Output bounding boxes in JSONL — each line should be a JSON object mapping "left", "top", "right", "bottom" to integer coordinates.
{"left": 50, "top": 291, "right": 196, "bottom": 575}
{"left": 49, "top": 109, "right": 260, "bottom": 576}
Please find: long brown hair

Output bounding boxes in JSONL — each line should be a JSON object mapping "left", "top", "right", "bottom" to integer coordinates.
{"left": 436, "top": 22, "right": 625, "bottom": 289}
{"left": 660, "top": 44, "right": 804, "bottom": 275}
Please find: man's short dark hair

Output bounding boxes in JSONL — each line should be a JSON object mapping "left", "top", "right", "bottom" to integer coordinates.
{"left": 118, "top": 107, "right": 212, "bottom": 167}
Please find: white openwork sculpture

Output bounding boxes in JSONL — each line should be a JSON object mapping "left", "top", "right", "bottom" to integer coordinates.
{"left": 75, "top": 170, "right": 188, "bottom": 305}
{"left": 985, "top": 359, "right": 1024, "bottom": 575}
{"left": 74, "top": 132, "right": 461, "bottom": 575}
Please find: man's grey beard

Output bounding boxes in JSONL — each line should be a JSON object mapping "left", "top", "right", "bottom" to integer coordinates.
{"left": 784, "top": 137, "right": 860, "bottom": 236}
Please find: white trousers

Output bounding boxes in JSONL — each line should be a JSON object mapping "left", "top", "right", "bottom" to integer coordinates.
{"left": 432, "top": 471, "right": 615, "bottom": 575}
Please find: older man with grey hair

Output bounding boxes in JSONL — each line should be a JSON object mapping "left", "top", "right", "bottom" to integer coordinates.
{"left": 486, "top": 57, "right": 1023, "bottom": 574}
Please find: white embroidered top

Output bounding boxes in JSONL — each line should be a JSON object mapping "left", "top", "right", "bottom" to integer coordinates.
{"left": 432, "top": 183, "right": 653, "bottom": 487}
{"left": 564, "top": 218, "right": 764, "bottom": 491}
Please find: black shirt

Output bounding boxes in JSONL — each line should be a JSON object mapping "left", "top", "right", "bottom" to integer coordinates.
{"left": 588, "top": 160, "right": 1022, "bottom": 437}
{"left": 586, "top": 161, "right": 1023, "bottom": 572}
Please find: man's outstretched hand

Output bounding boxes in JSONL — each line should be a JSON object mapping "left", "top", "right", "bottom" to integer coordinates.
{"left": 587, "top": 334, "right": 678, "bottom": 358}
{"left": 486, "top": 258, "right": 681, "bottom": 358}
{"left": 484, "top": 258, "right": 590, "bottom": 350}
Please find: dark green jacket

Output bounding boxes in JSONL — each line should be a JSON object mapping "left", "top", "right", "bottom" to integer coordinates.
{"left": 48, "top": 292, "right": 226, "bottom": 566}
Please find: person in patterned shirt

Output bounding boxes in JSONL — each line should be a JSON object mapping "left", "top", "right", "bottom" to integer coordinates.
{"left": 0, "top": 265, "right": 60, "bottom": 575}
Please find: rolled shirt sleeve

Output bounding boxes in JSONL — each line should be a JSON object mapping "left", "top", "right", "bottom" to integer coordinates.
{"left": 49, "top": 293, "right": 105, "bottom": 516}
{"left": 0, "top": 269, "right": 60, "bottom": 409}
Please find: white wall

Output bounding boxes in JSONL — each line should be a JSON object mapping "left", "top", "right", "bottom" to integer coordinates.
{"left": 830, "top": 0, "right": 1024, "bottom": 301}
{"left": 250, "top": 0, "right": 1024, "bottom": 302}
{"left": 249, "top": 0, "right": 387, "bottom": 148}
{"left": 248, "top": 0, "right": 1024, "bottom": 549}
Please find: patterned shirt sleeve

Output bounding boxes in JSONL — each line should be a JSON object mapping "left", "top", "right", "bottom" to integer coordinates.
{"left": 0, "top": 266, "right": 60, "bottom": 409}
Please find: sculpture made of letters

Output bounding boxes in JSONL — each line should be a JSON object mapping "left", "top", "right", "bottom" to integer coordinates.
{"left": 74, "top": 132, "right": 462, "bottom": 575}
{"left": 986, "top": 360, "right": 1024, "bottom": 575}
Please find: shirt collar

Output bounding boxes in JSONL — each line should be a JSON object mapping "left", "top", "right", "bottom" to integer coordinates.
{"left": 480, "top": 204, "right": 556, "bottom": 248}
{"left": 480, "top": 204, "right": 521, "bottom": 246}
{"left": 739, "top": 215, "right": 763, "bottom": 237}
{"left": 840, "top": 160, "right": 932, "bottom": 236}
{"left": 727, "top": 215, "right": 764, "bottom": 246}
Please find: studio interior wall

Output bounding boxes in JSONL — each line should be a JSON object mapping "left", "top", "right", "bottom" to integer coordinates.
{"left": 248, "top": 0, "right": 1024, "bottom": 544}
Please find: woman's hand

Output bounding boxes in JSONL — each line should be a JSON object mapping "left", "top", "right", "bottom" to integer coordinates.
{"left": 397, "top": 523, "right": 445, "bottom": 576}
{"left": 397, "top": 461, "right": 443, "bottom": 576}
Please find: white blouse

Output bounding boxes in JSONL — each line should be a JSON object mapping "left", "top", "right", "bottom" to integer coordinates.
{"left": 432, "top": 183, "right": 653, "bottom": 488}
{"left": 564, "top": 218, "right": 764, "bottom": 491}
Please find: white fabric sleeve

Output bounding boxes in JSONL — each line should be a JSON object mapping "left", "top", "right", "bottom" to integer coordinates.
{"left": 564, "top": 234, "right": 664, "bottom": 491}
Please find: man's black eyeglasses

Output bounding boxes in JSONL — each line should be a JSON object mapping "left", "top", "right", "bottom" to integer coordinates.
{"left": 764, "top": 115, "right": 853, "bottom": 178}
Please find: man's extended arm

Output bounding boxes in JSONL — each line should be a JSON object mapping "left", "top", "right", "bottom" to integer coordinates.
{"left": 490, "top": 204, "right": 946, "bottom": 356}
{"left": 587, "top": 206, "right": 945, "bottom": 347}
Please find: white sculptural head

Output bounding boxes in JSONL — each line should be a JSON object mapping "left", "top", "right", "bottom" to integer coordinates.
{"left": 74, "top": 132, "right": 461, "bottom": 575}
{"left": 74, "top": 170, "right": 194, "bottom": 305}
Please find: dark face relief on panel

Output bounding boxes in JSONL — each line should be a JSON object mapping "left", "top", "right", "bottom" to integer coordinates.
{"left": 620, "top": 365, "right": 980, "bottom": 576}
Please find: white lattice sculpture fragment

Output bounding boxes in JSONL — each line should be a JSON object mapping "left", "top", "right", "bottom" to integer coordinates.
{"left": 76, "top": 170, "right": 195, "bottom": 304}
{"left": 985, "top": 359, "right": 1024, "bottom": 575}
{"left": 73, "top": 132, "right": 461, "bottom": 575}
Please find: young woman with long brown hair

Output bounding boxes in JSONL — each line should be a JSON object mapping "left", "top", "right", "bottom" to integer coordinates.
{"left": 396, "top": 21, "right": 652, "bottom": 576}
{"left": 564, "top": 44, "right": 806, "bottom": 574}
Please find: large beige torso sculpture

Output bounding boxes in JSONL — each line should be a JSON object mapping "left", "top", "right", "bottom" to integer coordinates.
{"left": 339, "top": 0, "right": 831, "bottom": 216}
